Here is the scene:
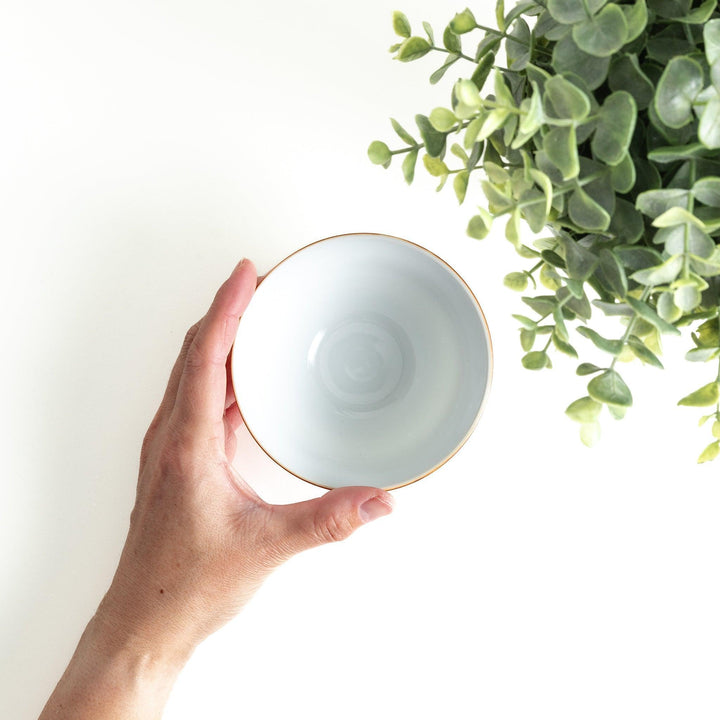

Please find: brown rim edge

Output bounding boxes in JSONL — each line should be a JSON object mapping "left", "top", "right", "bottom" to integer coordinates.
{"left": 231, "top": 231, "right": 494, "bottom": 492}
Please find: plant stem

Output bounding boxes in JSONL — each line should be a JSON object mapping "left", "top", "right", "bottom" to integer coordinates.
{"left": 609, "top": 286, "right": 653, "bottom": 370}
{"left": 431, "top": 45, "right": 475, "bottom": 63}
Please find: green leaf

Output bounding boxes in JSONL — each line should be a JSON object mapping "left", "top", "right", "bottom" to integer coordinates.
{"left": 597, "top": 249, "right": 628, "bottom": 298}
{"left": 714, "top": 420, "right": 720, "bottom": 439}
{"left": 609, "top": 153, "right": 637, "bottom": 194}
{"left": 540, "top": 263, "right": 563, "bottom": 291}
{"left": 520, "top": 327, "right": 536, "bottom": 351}
{"left": 552, "top": 330, "right": 579, "bottom": 357}
{"left": 557, "top": 285, "right": 592, "bottom": 319}
{"left": 507, "top": 18, "right": 532, "bottom": 71}
{"left": 698, "top": 441, "right": 720, "bottom": 463}
{"left": 513, "top": 314, "right": 538, "bottom": 330}
{"left": 654, "top": 225, "right": 715, "bottom": 258}
{"left": 705, "top": 19, "right": 720, "bottom": 65}
{"left": 504, "top": 271, "right": 528, "bottom": 291}
{"left": 588, "top": 369, "right": 633, "bottom": 406}
{"left": 689, "top": 255, "right": 720, "bottom": 277}
{"left": 415, "top": 114, "right": 447, "bottom": 158}
{"left": 392, "top": 11, "right": 412, "bottom": 38}
{"left": 577, "top": 362, "right": 603, "bottom": 376}
{"left": 547, "top": 0, "right": 607, "bottom": 24}
{"left": 696, "top": 318, "right": 720, "bottom": 346}
{"left": 654, "top": 57, "right": 705, "bottom": 128}
{"left": 621, "top": 0, "right": 648, "bottom": 42}
{"left": 657, "top": 291, "right": 683, "bottom": 323}
{"left": 422, "top": 21, "right": 434, "bottom": 44}
{"left": 561, "top": 236, "right": 599, "bottom": 280}
{"left": 626, "top": 296, "right": 682, "bottom": 335}
{"left": 674, "top": 0, "right": 717, "bottom": 23}
{"left": 429, "top": 55, "right": 461, "bottom": 85}
{"left": 505, "top": 209, "right": 522, "bottom": 246}
{"left": 429, "top": 107, "right": 457, "bottom": 132}
{"left": 568, "top": 187, "right": 611, "bottom": 231}
{"left": 453, "top": 170, "right": 469, "bottom": 204}
{"left": 512, "top": 85, "right": 544, "bottom": 149}
{"left": 652, "top": 207, "right": 707, "bottom": 231}
{"left": 390, "top": 118, "right": 417, "bottom": 146}
{"left": 678, "top": 381, "right": 720, "bottom": 407}
{"left": 566, "top": 396, "right": 603, "bottom": 423}
{"left": 592, "top": 300, "right": 634, "bottom": 317}
{"left": 471, "top": 52, "right": 495, "bottom": 91}
{"left": 544, "top": 125, "right": 579, "bottom": 181}
{"left": 572, "top": 4, "right": 628, "bottom": 58}
{"left": 423, "top": 154, "right": 448, "bottom": 177}
{"left": 630, "top": 254, "right": 684, "bottom": 286}
{"left": 627, "top": 335, "right": 664, "bottom": 368}
{"left": 608, "top": 198, "right": 644, "bottom": 244}
{"left": 467, "top": 209, "right": 493, "bottom": 239}
{"left": 522, "top": 350, "right": 550, "bottom": 369}
{"left": 608, "top": 54, "right": 654, "bottom": 111}
{"left": 522, "top": 295, "right": 557, "bottom": 316}
{"left": 543, "top": 75, "right": 591, "bottom": 121}
{"left": 686, "top": 347, "right": 720, "bottom": 362}
{"left": 443, "top": 25, "right": 461, "bottom": 53}
{"left": 699, "top": 94, "right": 720, "bottom": 149}
{"left": 693, "top": 177, "right": 720, "bottom": 207}
{"left": 577, "top": 326, "right": 624, "bottom": 355}
{"left": 551, "top": 34, "right": 610, "bottom": 91}
{"left": 636, "top": 189, "right": 690, "bottom": 219}
{"left": 648, "top": 0, "right": 691, "bottom": 19}
{"left": 450, "top": 8, "right": 476, "bottom": 34}
{"left": 647, "top": 143, "right": 710, "bottom": 163}
{"left": 481, "top": 180, "right": 514, "bottom": 214}
{"left": 496, "top": 0, "right": 506, "bottom": 31}
{"left": 396, "top": 36, "right": 432, "bottom": 62}
{"left": 402, "top": 149, "right": 418, "bottom": 184}
{"left": 673, "top": 281, "right": 702, "bottom": 312}
{"left": 592, "top": 91, "right": 637, "bottom": 165}
{"left": 368, "top": 141, "right": 391, "bottom": 165}
{"left": 580, "top": 421, "right": 602, "bottom": 447}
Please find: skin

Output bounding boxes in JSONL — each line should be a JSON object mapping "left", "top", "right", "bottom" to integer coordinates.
{"left": 39, "top": 259, "right": 394, "bottom": 719}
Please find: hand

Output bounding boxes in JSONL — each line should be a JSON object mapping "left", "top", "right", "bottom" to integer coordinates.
{"left": 40, "top": 259, "right": 394, "bottom": 719}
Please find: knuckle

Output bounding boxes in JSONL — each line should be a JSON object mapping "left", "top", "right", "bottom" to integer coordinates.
{"left": 314, "top": 510, "right": 355, "bottom": 544}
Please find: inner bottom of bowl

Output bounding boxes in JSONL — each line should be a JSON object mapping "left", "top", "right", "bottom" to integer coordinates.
{"left": 233, "top": 234, "right": 491, "bottom": 490}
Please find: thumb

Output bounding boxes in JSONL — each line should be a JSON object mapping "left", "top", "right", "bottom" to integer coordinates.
{"left": 267, "top": 486, "right": 394, "bottom": 560}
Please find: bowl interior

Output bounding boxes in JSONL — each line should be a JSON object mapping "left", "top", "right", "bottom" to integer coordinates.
{"left": 231, "top": 234, "right": 492, "bottom": 490}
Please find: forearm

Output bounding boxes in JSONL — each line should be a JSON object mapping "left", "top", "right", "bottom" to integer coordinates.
{"left": 39, "top": 607, "right": 191, "bottom": 720}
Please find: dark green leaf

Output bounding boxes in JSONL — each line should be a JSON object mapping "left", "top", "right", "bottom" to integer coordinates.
{"left": 648, "top": 143, "right": 711, "bottom": 164}
{"left": 597, "top": 248, "right": 628, "bottom": 298}
{"left": 577, "top": 362, "right": 604, "bottom": 375}
{"left": 443, "top": 25, "right": 461, "bottom": 53}
{"left": 551, "top": 34, "right": 611, "bottom": 91}
{"left": 557, "top": 285, "right": 592, "bottom": 319}
{"left": 674, "top": 0, "right": 717, "bottom": 23}
{"left": 415, "top": 114, "right": 447, "bottom": 158}
{"left": 636, "top": 188, "right": 691, "bottom": 218}
{"left": 429, "top": 55, "right": 461, "bottom": 85}
{"left": 507, "top": 18, "right": 532, "bottom": 71}
{"left": 593, "top": 300, "right": 634, "bottom": 316}
{"left": 474, "top": 34, "right": 502, "bottom": 62}
{"left": 561, "top": 236, "right": 599, "bottom": 280}
{"left": 568, "top": 187, "right": 611, "bottom": 231}
{"left": 608, "top": 198, "right": 645, "bottom": 244}
{"left": 588, "top": 369, "right": 633, "bottom": 406}
{"left": 608, "top": 54, "right": 654, "bottom": 110}
{"left": 627, "top": 335, "right": 664, "bottom": 368}
{"left": 553, "top": 330, "right": 579, "bottom": 357}
{"left": 523, "top": 295, "right": 557, "bottom": 316}
{"left": 626, "top": 296, "right": 682, "bottom": 335}
{"left": 609, "top": 153, "right": 637, "bottom": 194}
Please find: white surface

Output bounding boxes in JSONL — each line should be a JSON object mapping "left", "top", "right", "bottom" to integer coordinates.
{"left": 232, "top": 233, "right": 491, "bottom": 489}
{"left": 1, "top": 2, "right": 720, "bottom": 719}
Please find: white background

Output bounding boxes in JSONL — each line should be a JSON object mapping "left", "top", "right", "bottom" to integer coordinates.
{"left": 2, "top": 1, "right": 720, "bottom": 718}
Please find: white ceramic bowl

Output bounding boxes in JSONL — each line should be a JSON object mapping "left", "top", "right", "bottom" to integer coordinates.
{"left": 231, "top": 233, "right": 493, "bottom": 490}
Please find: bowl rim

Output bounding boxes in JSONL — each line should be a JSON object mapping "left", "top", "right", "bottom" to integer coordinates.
{"left": 230, "top": 231, "right": 494, "bottom": 491}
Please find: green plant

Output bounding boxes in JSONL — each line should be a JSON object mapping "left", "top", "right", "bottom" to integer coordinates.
{"left": 369, "top": 1, "right": 720, "bottom": 462}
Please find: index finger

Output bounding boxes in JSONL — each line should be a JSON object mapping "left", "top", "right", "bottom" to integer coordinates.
{"left": 171, "top": 259, "right": 258, "bottom": 432}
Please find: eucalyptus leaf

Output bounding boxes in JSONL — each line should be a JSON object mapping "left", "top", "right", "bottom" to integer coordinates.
{"left": 577, "top": 326, "right": 624, "bottom": 355}
{"left": 630, "top": 254, "right": 684, "bottom": 286}
{"left": 402, "top": 149, "right": 418, "bottom": 184}
{"left": 592, "top": 92, "right": 637, "bottom": 165}
{"left": 566, "top": 396, "right": 602, "bottom": 423}
{"left": 552, "top": 34, "right": 611, "bottom": 91}
{"left": 572, "top": 4, "right": 629, "bottom": 58}
{"left": 568, "top": 187, "right": 611, "bottom": 231}
{"left": 588, "top": 369, "right": 633, "bottom": 406}
{"left": 609, "top": 54, "right": 654, "bottom": 111}
{"left": 627, "top": 335, "right": 664, "bottom": 368}
{"left": 547, "top": 0, "right": 607, "bottom": 25}
{"left": 705, "top": 19, "right": 720, "bottom": 65}
{"left": 677, "top": 381, "right": 720, "bottom": 407}
{"left": 577, "top": 362, "right": 603, "bottom": 376}
{"left": 397, "top": 36, "right": 432, "bottom": 62}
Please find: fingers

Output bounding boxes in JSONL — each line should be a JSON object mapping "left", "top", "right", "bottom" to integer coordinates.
{"left": 261, "top": 487, "right": 394, "bottom": 562}
{"left": 171, "top": 259, "right": 257, "bottom": 431}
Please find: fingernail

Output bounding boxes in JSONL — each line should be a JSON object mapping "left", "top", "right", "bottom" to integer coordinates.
{"left": 359, "top": 496, "right": 393, "bottom": 524}
{"left": 237, "top": 258, "right": 247, "bottom": 269}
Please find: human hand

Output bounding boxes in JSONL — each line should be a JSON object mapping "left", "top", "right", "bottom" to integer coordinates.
{"left": 40, "top": 259, "right": 393, "bottom": 719}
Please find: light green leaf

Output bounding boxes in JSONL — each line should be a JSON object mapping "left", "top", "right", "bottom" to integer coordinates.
{"left": 544, "top": 125, "right": 579, "bottom": 180}
{"left": 588, "top": 369, "right": 633, "bottom": 406}
{"left": 609, "top": 153, "right": 637, "bottom": 194}
{"left": 686, "top": 347, "right": 720, "bottom": 362}
{"left": 566, "top": 396, "right": 603, "bottom": 423}
{"left": 627, "top": 335, "right": 664, "bottom": 368}
{"left": 630, "top": 254, "right": 684, "bottom": 285}
{"left": 392, "top": 11, "right": 412, "bottom": 38}
{"left": 652, "top": 207, "right": 707, "bottom": 230}
{"left": 705, "top": 19, "right": 720, "bottom": 65}
{"left": 673, "top": 281, "right": 702, "bottom": 312}
{"left": 456, "top": 79, "right": 482, "bottom": 109}
{"left": 551, "top": 34, "right": 610, "bottom": 91}
{"left": 505, "top": 208, "right": 522, "bottom": 246}
{"left": 481, "top": 180, "right": 514, "bottom": 214}
{"left": 636, "top": 188, "right": 691, "bottom": 218}
{"left": 699, "top": 94, "right": 720, "bottom": 149}
{"left": 540, "top": 263, "right": 563, "bottom": 291}
{"left": 422, "top": 21, "right": 434, "bottom": 44}
{"left": 621, "top": 0, "right": 648, "bottom": 42}
{"left": 580, "top": 421, "right": 602, "bottom": 447}
{"left": 654, "top": 224, "right": 715, "bottom": 258}
{"left": 520, "top": 327, "right": 536, "bottom": 351}
{"left": 429, "top": 107, "right": 458, "bottom": 132}
{"left": 547, "top": 0, "right": 607, "bottom": 24}
{"left": 467, "top": 209, "right": 493, "bottom": 239}
{"left": 654, "top": 57, "right": 705, "bottom": 128}
{"left": 568, "top": 187, "right": 611, "bottom": 231}
{"left": 529, "top": 168, "right": 553, "bottom": 219}
{"left": 678, "top": 381, "right": 720, "bottom": 407}
{"left": 512, "top": 84, "right": 544, "bottom": 149}
{"left": 647, "top": 143, "right": 710, "bottom": 163}
{"left": 572, "top": 4, "right": 628, "bottom": 58}
{"left": 429, "top": 55, "right": 461, "bottom": 85}
{"left": 402, "top": 149, "right": 418, "bottom": 184}
{"left": 423, "top": 154, "right": 449, "bottom": 177}
{"left": 714, "top": 420, "right": 720, "bottom": 439}
{"left": 522, "top": 350, "right": 550, "bottom": 369}
{"left": 396, "top": 36, "right": 432, "bottom": 62}
{"left": 607, "top": 404, "right": 627, "bottom": 420}
{"left": 443, "top": 25, "right": 461, "bottom": 53}
{"left": 504, "top": 271, "right": 528, "bottom": 291}
{"left": 496, "top": 0, "right": 506, "bottom": 31}
{"left": 543, "top": 75, "right": 591, "bottom": 121}
{"left": 453, "top": 170, "right": 469, "bottom": 203}
{"left": 484, "top": 161, "right": 510, "bottom": 184}
{"left": 698, "top": 441, "right": 720, "bottom": 463}
{"left": 391, "top": 118, "right": 417, "bottom": 145}
{"left": 513, "top": 314, "right": 538, "bottom": 330}
{"left": 368, "top": 141, "right": 391, "bottom": 165}
{"left": 689, "top": 255, "right": 720, "bottom": 277}
{"left": 592, "top": 91, "right": 637, "bottom": 165}
{"left": 577, "top": 326, "right": 624, "bottom": 355}
{"left": 450, "top": 8, "right": 476, "bottom": 34}
{"left": 693, "top": 177, "right": 720, "bottom": 207}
